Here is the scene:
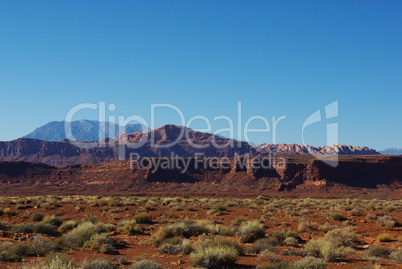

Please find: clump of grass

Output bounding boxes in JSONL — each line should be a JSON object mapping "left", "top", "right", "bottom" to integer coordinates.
{"left": 21, "top": 253, "right": 76, "bottom": 269}
{"left": 133, "top": 213, "right": 150, "bottom": 224}
{"left": 82, "top": 215, "right": 98, "bottom": 224}
{"left": 117, "top": 219, "right": 143, "bottom": 235}
{"left": 56, "top": 222, "right": 106, "bottom": 248}
{"left": 293, "top": 257, "right": 326, "bottom": 269}
{"left": 231, "top": 217, "right": 246, "bottom": 233}
{"left": 390, "top": 249, "right": 402, "bottom": 262}
{"left": 42, "top": 215, "right": 63, "bottom": 227}
{"left": 195, "top": 236, "right": 244, "bottom": 256}
{"left": 298, "top": 220, "right": 317, "bottom": 232}
{"left": 284, "top": 237, "right": 299, "bottom": 246}
{"left": 158, "top": 239, "right": 193, "bottom": 255}
{"left": 11, "top": 223, "right": 35, "bottom": 234}
{"left": 190, "top": 244, "right": 239, "bottom": 269}
{"left": 256, "top": 261, "right": 292, "bottom": 269}
{"left": 11, "top": 223, "right": 59, "bottom": 236}
{"left": 319, "top": 223, "right": 337, "bottom": 233}
{"left": 81, "top": 258, "right": 114, "bottom": 269}
{"left": 267, "top": 230, "right": 300, "bottom": 246}
{"left": 377, "top": 233, "right": 392, "bottom": 242}
{"left": 377, "top": 215, "right": 397, "bottom": 229}
{"left": 237, "top": 220, "right": 265, "bottom": 243}
{"left": 365, "top": 245, "right": 390, "bottom": 260}
{"left": 330, "top": 212, "right": 346, "bottom": 221}
{"left": 83, "top": 233, "right": 117, "bottom": 253}
{"left": 259, "top": 249, "right": 280, "bottom": 262}
{"left": 324, "top": 228, "right": 357, "bottom": 247}
{"left": 129, "top": 259, "right": 166, "bottom": 269}
{"left": 148, "top": 220, "right": 210, "bottom": 247}
{"left": 207, "top": 205, "right": 228, "bottom": 216}
{"left": 0, "top": 221, "right": 7, "bottom": 230}
{"left": 31, "top": 212, "right": 45, "bottom": 222}
{"left": 60, "top": 221, "right": 79, "bottom": 233}
{"left": 304, "top": 239, "right": 354, "bottom": 262}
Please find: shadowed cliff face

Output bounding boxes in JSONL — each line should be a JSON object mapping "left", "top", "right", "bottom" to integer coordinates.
{"left": 0, "top": 155, "right": 400, "bottom": 198}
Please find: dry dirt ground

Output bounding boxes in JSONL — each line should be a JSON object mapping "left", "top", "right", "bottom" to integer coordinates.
{"left": 0, "top": 196, "right": 401, "bottom": 268}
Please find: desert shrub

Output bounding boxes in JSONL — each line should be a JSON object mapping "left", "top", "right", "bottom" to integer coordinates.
{"left": 284, "top": 237, "right": 299, "bottom": 246}
{"left": 231, "top": 217, "right": 246, "bottom": 231}
{"left": 390, "top": 249, "right": 402, "bottom": 262}
{"left": 190, "top": 245, "right": 239, "bottom": 269}
{"left": 117, "top": 219, "right": 142, "bottom": 235}
{"left": 133, "top": 213, "right": 150, "bottom": 224}
{"left": 162, "top": 198, "right": 174, "bottom": 205}
{"left": 305, "top": 239, "right": 354, "bottom": 262}
{"left": 256, "top": 261, "right": 292, "bottom": 269}
{"left": 11, "top": 223, "right": 36, "bottom": 233}
{"left": 324, "top": 228, "right": 357, "bottom": 247}
{"left": 365, "top": 245, "right": 390, "bottom": 259}
{"left": 0, "top": 242, "right": 26, "bottom": 262}
{"left": 237, "top": 220, "right": 265, "bottom": 242}
{"left": 83, "top": 233, "right": 116, "bottom": 253}
{"left": 215, "top": 225, "right": 232, "bottom": 236}
{"left": 385, "top": 205, "right": 396, "bottom": 212}
{"left": 82, "top": 215, "right": 98, "bottom": 224}
{"left": 260, "top": 249, "right": 280, "bottom": 261}
{"left": 158, "top": 238, "right": 193, "bottom": 255}
{"left": 102, "top": 223, "right": 115, "bottom": 232}
{"left": 298, "top": 221, "right": 317, "bottom": 232}
{"left": 377, "top": 215, "right": 397, "bottom": 229}
{"left": 129, "top": 259, "right": 165, "bottom": 269}
{"left": 57, "top": 222, "right": 103, "bottom": 248}
{"left": 20, "top": 254, "right": 76, "bottom": 269}
{"left": 148, "top": 220, "right": 210, "bottom": 247}
{"left": 248, "top": 238, "right": 274, "bottom": 254}
{"left": 208, "top": 205, "right": 228, "bottom": 216}
{"left": 31, "top": 212, "right": 45, "bottom": 222}
{"left": 158, "top": 243, "right": 183, "bottom": 255}
{"left": 3, "top": 207, "right": 13, "bottom": 216}
{"left": 196, "top": 236, "right": 244, "bottom": 256}
{"left": 319, "top": 223, "right": 337, "bottom": 233}
{"left": 11, "top": 222, "right": 59, "bottom": 236}
{"left": 377, "top": 233, "right": 392, "bottom": 242}
{"left": 29, "top": 235, "right": 56, "bottom": 256}
{"left": 268, "top": 230, "right": 300, "bottom": 246}
{"left": 42, "top": 215, "right": 63, "bottom": 227}
{"left": 81, "top": 258, "right": 114, "bottom": 269}
{"left": 43, "top": 253, "right": 75, "bottom": 266}
{"left": 330, "top": 213, "right": 346, "bottom": 221}
{"left": 0, "top": 221, "right": 7, "bottom": 230}
{"left": 35, "top": 223, "right": 59, "bottom": 236}
{"left": 60, "top": 221, "right": 79, "bottom": 233}
{"left": 111, "top": 256, "right": 129, "bottom": 265}
{"left": 293, "top": 257, "right": 326, "bottom": 269}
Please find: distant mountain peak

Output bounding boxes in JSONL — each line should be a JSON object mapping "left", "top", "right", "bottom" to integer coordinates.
{"left": 23, "top": 120, "right": 148, "bottom": 142}
{"left": 380, "top": 148, "right": 402, "bottom": 155}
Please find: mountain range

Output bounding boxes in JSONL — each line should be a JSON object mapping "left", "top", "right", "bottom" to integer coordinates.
{"left": 23, "top": 120, "right": 147, "bottom": 142}
{"left": 0, "top": 124, "right": 387, "bottom": 166}
{"left": 379, "top": 148, "right": 402, "bottom": 155}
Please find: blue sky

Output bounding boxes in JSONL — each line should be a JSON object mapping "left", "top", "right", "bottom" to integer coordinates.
{"left": 0, "top": 0, "right": 401, "bottom": 150}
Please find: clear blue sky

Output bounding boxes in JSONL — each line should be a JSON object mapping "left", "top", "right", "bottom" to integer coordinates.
{"left": 0, "top": 0, "right": 401, "bottom": 150}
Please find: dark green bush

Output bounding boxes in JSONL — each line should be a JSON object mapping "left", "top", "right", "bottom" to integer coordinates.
{"left": 31, "top": 212, "right": 45, "bottom": 222}
{"left": 133, "top": 214, "right": 150, "bottom": 224}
